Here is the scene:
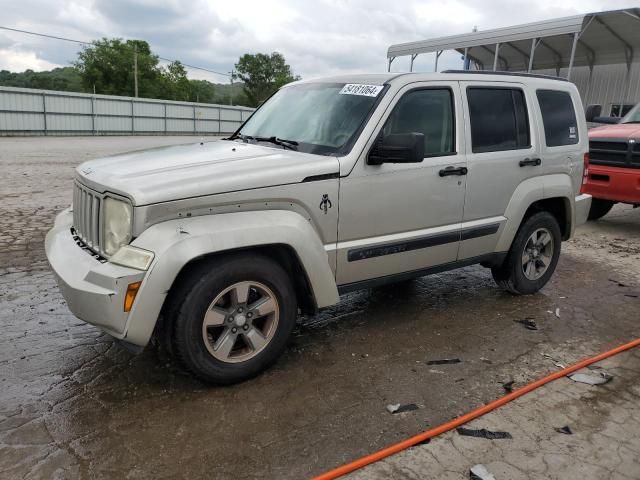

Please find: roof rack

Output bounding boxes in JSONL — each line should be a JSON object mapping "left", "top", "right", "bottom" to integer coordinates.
{"left": 441, "top": 70, "right": 569, "bottom": 82}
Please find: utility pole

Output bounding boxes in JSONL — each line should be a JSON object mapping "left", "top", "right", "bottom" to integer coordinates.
{"left": 229, "top": 69, "right": 234, "bottom": 106}
{"left": 134, "top": 44, "right": 138, "bottom": 97}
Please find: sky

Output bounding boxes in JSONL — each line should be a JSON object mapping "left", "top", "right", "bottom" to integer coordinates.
{"left": 0, "top": 0, "right": 636, "bottom": 84}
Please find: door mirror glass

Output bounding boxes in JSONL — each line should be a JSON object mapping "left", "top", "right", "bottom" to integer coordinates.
{"left": 585, "top": 104, "right": 601, "bottom": 122}
{"left": 368, "top": 132, "right": 425, "bottom": 165}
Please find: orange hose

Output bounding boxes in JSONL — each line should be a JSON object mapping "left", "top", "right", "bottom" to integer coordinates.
{"left": 313, "top": 337, "right": 640, "bottom": 480}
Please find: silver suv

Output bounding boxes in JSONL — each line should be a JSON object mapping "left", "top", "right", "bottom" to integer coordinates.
{"left": 46, "top": 71, "right": 592, "bottom": 384}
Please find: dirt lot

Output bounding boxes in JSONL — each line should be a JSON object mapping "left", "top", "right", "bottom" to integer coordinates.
{"left": 1, "top": 136, "right": 639, "bottom": 479}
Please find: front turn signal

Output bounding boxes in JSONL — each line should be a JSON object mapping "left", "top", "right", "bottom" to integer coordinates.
{"left": 124, "top": 281, "right": 142, "bottom": 312}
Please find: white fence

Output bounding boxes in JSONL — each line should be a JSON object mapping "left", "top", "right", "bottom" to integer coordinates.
{"left": 0, "top": 86, "right": 254, "bottom": 136}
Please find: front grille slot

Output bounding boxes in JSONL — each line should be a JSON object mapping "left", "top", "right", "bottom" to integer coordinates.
{"left": 72, "top": 183, "right": 102, "bottom": 253}
{"left": 589, "top": 139, "right": 640, "bottom": 169}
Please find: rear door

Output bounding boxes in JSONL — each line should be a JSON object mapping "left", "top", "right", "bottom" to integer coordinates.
{"left": 458, "top": 81, "right": 540, "bottom": 259}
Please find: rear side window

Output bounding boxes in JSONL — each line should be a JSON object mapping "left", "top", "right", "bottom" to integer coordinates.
{"left": 537, "top": 90, "right": 579, "bottom": 147}
{"left": 467, "top": 87, "right": 530, "bottom": 153}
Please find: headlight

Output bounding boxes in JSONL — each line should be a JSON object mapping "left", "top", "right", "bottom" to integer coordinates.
{"left": 103, "top": 197, "right": 132, "bottom": 256}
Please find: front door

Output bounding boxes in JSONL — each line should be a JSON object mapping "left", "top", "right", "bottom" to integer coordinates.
{"left": 335, "top": 81, "right": 467, "bottom": 287}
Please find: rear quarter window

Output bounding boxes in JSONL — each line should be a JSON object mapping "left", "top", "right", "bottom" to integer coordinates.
{"left": 536, "top": 90, "right": 579, "bottom": 147}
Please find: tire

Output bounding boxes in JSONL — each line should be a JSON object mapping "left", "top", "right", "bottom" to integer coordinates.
{"left": 587, "top": 199, "right": 615, "bottom": 221}
{"left": 169, "top": 253, "right": 297, "bottom": 385}
{"left": 491, "top": 211, "right": 561, "bottom": 295}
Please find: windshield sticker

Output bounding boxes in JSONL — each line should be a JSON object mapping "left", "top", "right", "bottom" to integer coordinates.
{"left": 569, "top": 126, "right": 576, "bottom": 139}
{"left": 340, "top": 84, "right": 384, "bottom": 97}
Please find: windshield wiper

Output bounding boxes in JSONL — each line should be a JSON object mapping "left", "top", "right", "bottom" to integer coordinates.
{"left": 225, "top": 133, "right": 252, "bottom": 141}
{"left": 225, "top": 134, "right": 298, "bottom": 150}
{"left": 253, "top": 136, "right": 299, "bottom": 150}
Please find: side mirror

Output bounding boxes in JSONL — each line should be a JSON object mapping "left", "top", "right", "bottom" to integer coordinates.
{"left": 592, "top": 116, "right": 621, "bottom": 125}
{"left": 585, "top": 104, "right": 601, "bottom": 122}
{"left": 368, "top": 133, "right": 425, "bottom": 165}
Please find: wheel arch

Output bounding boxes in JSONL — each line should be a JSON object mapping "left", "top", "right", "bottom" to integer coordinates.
{"left": 496, "top": 175, "right": 575, "bottom": 252}
{"left": 122, "top": 211, "right": 339, "bottom": 347}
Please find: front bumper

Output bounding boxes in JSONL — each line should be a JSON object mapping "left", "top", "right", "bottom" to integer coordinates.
{"left": 574, "top": 193, "right": 592, "bottom": 227}
{"left": 45, "top": 209, "right": 146, "bottom": 341}
{"left": 583, "top": 165, "right": 640, "bottom": 204}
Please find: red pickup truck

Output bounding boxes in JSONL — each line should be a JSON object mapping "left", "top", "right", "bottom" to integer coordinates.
{"left": 583, "top": 103, "right": 640, "bottom": 220}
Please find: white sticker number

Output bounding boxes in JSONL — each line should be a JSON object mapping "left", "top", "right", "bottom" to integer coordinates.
{"left": 339, "top": 84, "right": 384, "bottom": 97}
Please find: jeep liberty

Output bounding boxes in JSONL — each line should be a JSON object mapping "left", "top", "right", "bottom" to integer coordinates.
{"left": 46, "top": 71, "right": 592, "bottom": 384}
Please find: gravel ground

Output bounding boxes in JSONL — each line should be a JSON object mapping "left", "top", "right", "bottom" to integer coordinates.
{"left": 1, "top": 136, "right": 639, "bottom": 479}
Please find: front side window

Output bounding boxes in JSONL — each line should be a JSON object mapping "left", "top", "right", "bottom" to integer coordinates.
{"left": 537, "top": 90, "right": 579, "bottom": 147}
{"left": 381, "top": 88, "right": 455, "bottom": 157}
{"left": 235, "top": 82, "right": 386, "bottom": 155}
{"left": 467, "top": 87, "right": 530, "bottom": 153}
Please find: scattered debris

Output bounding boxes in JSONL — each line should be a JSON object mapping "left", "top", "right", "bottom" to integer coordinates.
{"left": 568, "top": 371, "right": 613, "bottom": 385}
{"left": 457, "top": 427, "right": 512, "bottom": 440}
{"left": 624, "top": 294, "right": 638, "bottom": 298}
{"left": 502, "top": 380, "right": 515, "bottom": 393}
{"left": 428, "top": 369, "right": 446, "bottom": 375}
{"left": 555, "top": 308, "right": 561, "bottom": 318}
{"left": 427, "top": 358, "right": 461, "bottom": 365}
{"left": 514, "top": 318, "right": 538, "bottom": 330}
{"left": 470, "top": 464, "right": 496, "bottom": 480}
{"left": 480, "top": 357, "right": 492, "bottom": 364}
{"left": 555, "top": 425, "right": 573, "bottom": 435}
{"left": 542, "top": 352, "right": 566, "bottom": 368}
{"left": 609, "top": 278, "right": 627, "bottom": 287}
{"left": 386, "top": 403, "right": 419, "bottom": 414}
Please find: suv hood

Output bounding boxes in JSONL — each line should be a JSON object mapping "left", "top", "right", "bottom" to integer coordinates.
{"left": 589, "top": 123, "right": 640, "bottom": 140}
{"left": 76, "top": 140, "right": 340, "bottom": 205}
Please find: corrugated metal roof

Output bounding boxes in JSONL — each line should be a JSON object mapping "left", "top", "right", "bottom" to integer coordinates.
{"left": 388, "top": 9, "right": 640, "bottom": 71}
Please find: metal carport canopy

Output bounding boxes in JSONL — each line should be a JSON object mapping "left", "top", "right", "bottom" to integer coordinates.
{"left": 387, "top": 8, "right": 640, "bottom": 78}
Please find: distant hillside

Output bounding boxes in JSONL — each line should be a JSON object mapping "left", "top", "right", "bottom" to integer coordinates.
{"left": 0, "top": 67, "right": 249, "bottom": 106}
{"left": 0, "top": 67, "right": 84, "bottom": 92}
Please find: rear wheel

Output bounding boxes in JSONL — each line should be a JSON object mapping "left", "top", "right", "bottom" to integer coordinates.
{"left": 491, "top": 211, "right": 561, "bottom": 295}
{"left": 587, "top": 199, "right": 615, "bottom": 221}
{"left": 170, "top": 254, "right": 297, "bottom": 384}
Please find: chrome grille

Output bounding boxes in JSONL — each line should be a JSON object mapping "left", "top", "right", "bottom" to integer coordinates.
{"left": 72, "top": 182, "right": 102, "bottom": 252}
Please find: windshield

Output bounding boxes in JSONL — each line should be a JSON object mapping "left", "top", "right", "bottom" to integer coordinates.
{"left": 232, "top": 82, "right": 386, "bottom": 155}
{"left": 620, "top": 103, "right": 640, "bottom": 123}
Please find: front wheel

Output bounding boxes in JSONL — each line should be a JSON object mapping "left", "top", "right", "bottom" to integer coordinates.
{"left": 170, "top": 254, "right": 297, "bottom": 384}
{"left": 491, "top": 212, "right": 561, "bottom": 295}
{"left": 587, "top": 199, "right": 615, "bottom": 221}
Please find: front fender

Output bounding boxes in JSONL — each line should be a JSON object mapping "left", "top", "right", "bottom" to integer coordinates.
{"left": 495, "top": 174, "right": 574, "bottom": 252}
{"left": 123, "top": 210, "right": 339, "bottom": 346}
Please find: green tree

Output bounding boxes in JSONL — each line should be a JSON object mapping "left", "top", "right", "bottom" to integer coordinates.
{"left": 74, "top": 38, "right": 163, "bottom": 97}
{"left": 160, "top": 60, "right": 190, "bottom": 101}
{"left": 234, "top": 52, "right": 299, "bottom": 107}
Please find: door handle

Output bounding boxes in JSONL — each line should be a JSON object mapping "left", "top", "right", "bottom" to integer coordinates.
{"left": 439, "top": 166, "right": 468, "bottom": 177}
{"left": 519, "top": 158, "right": 542, "bottom": 167}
